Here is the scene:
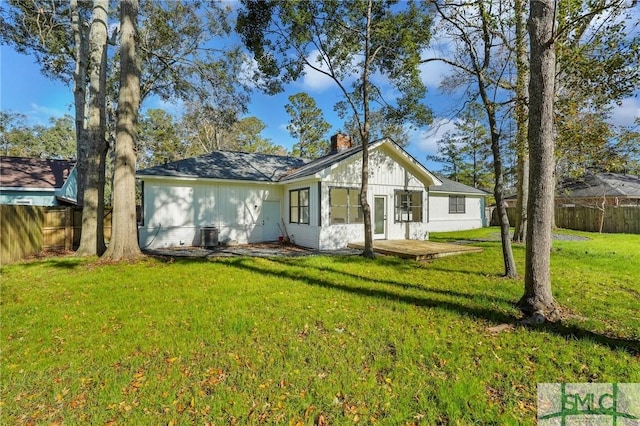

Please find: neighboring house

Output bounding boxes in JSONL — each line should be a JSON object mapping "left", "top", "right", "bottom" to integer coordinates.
{"left": 0, "top": 156, "right": 78, "bottom": 206}
{"left": 556, "top": 173, "right": 640, "bottom": 207}
{"left": 137, "top": 135, "right": 487, "bottom": 250}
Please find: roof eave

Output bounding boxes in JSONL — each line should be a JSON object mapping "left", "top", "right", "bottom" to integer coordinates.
{"left": 136, "top": 174, "right": 282, "bottom": 186}
{"left": 0, "top": 187, "right": 57, "bottom": 192}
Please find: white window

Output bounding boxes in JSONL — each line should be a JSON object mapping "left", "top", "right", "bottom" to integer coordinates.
{"left": 330, "top": 187, "right": 362, "bottom": 224}
{"left": 394, "top": 191, "right": 422, "bottom": 222}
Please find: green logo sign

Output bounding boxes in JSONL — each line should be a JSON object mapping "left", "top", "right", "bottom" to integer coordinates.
{"left": 538, "top": 383, "right": 640, "bottom": 425}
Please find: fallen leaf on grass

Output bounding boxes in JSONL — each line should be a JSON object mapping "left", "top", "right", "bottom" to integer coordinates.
{"left": 315, "top": 413, "right": 328, "bottom": 426}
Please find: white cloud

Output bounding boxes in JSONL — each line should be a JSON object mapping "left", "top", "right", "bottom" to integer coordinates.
{"left": 419, "top": 58, "right": 452, "bottom": 90}
{"left": 419, "top": 40, "right": 455, "bottom": 89}
{"left": 410, "top": 117, "right": 459, "bottom": 154}
{"left": 302, "top": 68, "right": 335, "bottom": 92}
{"left": 610, "top": 97, "right": 640, "bottom": 127}
{"left": 29, "top": 103, "right": 67, "bottom": 120}
{"left": 300, "top": 50, "right": 338, "bottom": 92}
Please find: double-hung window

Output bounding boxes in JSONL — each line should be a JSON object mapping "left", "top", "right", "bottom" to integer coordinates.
{"left": 289, "top": 188, "right": 310, "bottom": 224}
{"left": 394, "top": 190, "right": 423, "bottom": 222}
{"left": 330, "top": 187, "right": 363, "bottom": 224}
{"left": 449, "top": 195, "right": 466, "bottom": 213}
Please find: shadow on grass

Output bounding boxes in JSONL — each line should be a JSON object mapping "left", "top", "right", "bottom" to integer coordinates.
{"left": 222, "top": 256, "right": 640, "bottom": 356}
{"left": 4, "top": 257, "right": 86, "bottom": 270}
{"left": 268, "top": 256, "right": 514, "bottom": 306}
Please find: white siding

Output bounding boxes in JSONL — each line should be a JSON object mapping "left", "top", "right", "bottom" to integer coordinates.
{"left": 138, "top": 143, "right": 484, "bottom": 251}
{"left": 139, "top": 179, "right": 283, "bottom": 249}
{"left": 282, "top": 180, "right": 321, "bottom": 249}
{"left": 317, "top": 148, "right": 431, "bottom": 250}
{"left": 428, "top": 192, "right": 484, "bottom": 232}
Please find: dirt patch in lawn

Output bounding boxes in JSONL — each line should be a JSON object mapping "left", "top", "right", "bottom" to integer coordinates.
{"left": 144, "top": 242, "right": 361, "bottom": 259}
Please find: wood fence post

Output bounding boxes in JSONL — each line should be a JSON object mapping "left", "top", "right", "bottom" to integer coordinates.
{"left": 65, "top": 206, "right": 73, "bottom": 251}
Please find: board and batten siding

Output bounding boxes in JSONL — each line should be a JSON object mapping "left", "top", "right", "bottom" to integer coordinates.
{"left": 317, "top": 147, "right": 431, "bottom": 250}
{"left": 282, "top": 180, "right": 321, "bottom": 249}
{"left": 428, "top": 192, "right": 484, "bottom": 232}
{"left": 138, "top": 178, "right": 282, "bottom": 249}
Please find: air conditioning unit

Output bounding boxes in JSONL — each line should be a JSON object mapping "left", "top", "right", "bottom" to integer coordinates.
{"left": 200, "top": 226, "right": 219, "bottom": 247}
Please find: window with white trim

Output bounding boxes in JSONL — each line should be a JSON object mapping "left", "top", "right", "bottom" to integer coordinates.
{"left": 394, "top": 190, "right": 423, "bottom": 222}
{"left": 330, "top": 187, "right": 362, "bottom": 224}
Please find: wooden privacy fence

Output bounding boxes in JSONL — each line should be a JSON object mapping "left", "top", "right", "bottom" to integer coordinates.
{"left": 1, "top": 206, "right": 114, "bottom": 264}
{"left": 491, "top": 205, "right": 640, "bottom": 234}
{"left": 555, "top": 205, "right": 640, "bottom": 234}
{"left": 41, "top": 207, "right": 113, "bottom": 250}
{"left": 1, "top": 205, "right": 44, "bottom": 264}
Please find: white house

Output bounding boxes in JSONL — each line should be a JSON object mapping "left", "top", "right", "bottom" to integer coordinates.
{"left": 137, "top": 135, "right": 487, "bottom": 250}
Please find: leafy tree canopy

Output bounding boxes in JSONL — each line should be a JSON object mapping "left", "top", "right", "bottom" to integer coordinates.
{"left": 1, "top": 111, "right": 76, "bottom": 159}
{"left": 285, "top": 92, "right": 331, "bottom": 159}
{"left": 237, "top": 0, "right": 433, "bottom": 140}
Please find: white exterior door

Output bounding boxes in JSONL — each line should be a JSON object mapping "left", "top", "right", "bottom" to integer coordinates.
{"left": 262, "top": 201, "right": 281, "bottom": 241}
{"left": 373, "top": 196, "right": 387, "bottom": 240}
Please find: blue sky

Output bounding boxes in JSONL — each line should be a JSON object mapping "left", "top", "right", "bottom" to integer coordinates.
{"left": 0, "top": 42, "right": 461, "bottom": 170}
{"left": 1, "top": 11, "right": 639, "bottom": 171}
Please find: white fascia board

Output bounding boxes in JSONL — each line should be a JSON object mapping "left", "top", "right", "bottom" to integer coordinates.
{"left": 0, "top": 187, "right": 56, "bottom": 192}
{"left": 135, "top": 175, "right": 283, "bottom": 186}
{"left": 278, "top": 175, "right": 322, "bottom": 185}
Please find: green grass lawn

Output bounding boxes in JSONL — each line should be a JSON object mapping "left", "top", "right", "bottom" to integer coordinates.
{"left": 2, "top": 228, "right": 638, "bottom": 424}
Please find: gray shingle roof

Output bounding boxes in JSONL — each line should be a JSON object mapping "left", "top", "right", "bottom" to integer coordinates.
{"left": 136, "top": 151, "right": 310, "bottom": 182}
{"left": 279, "top": 143, "right": 364, "bottom": 181}
{"left": 136, "top": 139, "right": 444, "bottom": 188}
{"left": 429, "top": 175, "right": 489, "bottom": 195}
{"left": 558, "top": 173, "right": 640, "bottom": 198}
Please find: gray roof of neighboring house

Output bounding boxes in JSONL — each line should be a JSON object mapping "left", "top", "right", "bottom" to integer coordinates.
{"left": 429, "top": 175, "right": 489, "bottom": 195}
{"left": 136, "top": 150, "right": 310, "bottom": 182}
{"left": 557, "top": 173, "right": 640, "bottom": 198}
{"left": 0, "top": 156, "right": 75, "bottom": 189}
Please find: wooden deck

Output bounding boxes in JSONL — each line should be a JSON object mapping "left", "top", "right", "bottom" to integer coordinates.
{"left": 347, "top": 240, "right": 482, "bottom": 260}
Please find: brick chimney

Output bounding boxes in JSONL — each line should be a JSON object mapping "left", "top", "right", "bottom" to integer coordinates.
{"left": 330, "top": 133, "right": 352, "bottom": 153}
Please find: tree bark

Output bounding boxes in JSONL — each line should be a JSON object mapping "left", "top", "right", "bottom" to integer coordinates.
{"left": 360, "top": 0, "right": 375, "bottom": 259}
{"left": 77, "top": 0, "right": 108, "bottom": 256}
{"left": 71, "top": 0, "right": 89, "bottom": 207}
{"left": 474, "top": 0, "right": 517, "bottom": 278}
{"left": 102, "top": 0, "right": 143, "bottom": 261}
{"left": 518, "top": 0, "right": 559, "bottom": 319}
{"left": 486, "top": 106, "right": 518, "bottom": 278}
{"left": 512, "top": 0, "right": 529, "bottom": 244}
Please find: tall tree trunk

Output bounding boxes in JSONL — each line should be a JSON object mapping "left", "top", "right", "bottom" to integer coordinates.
{"left": 102, "top": 0, "right": 143, "bottom": 261}
{"left": 518, "top": 0, "right": 559, "bottom": 319}
{"left": 474, "top": 0, "right": 517, "bottom": 278}
{"left": 77, "top": 0, "right": 108, "bottom": 256}
{"left": 95, "top": 0, "right": 109, "bottom": 256}
{"left": 486, "top": 108, "right": 518, "bottom": 278}
{"left": 71, "top": 0, "right": 89, "bottom": 207}
{"left": 360, "top": 0, "right": 375, "bottom": 259}
{"left": 513, "top": 0, "right": 529, "bottom": 243}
